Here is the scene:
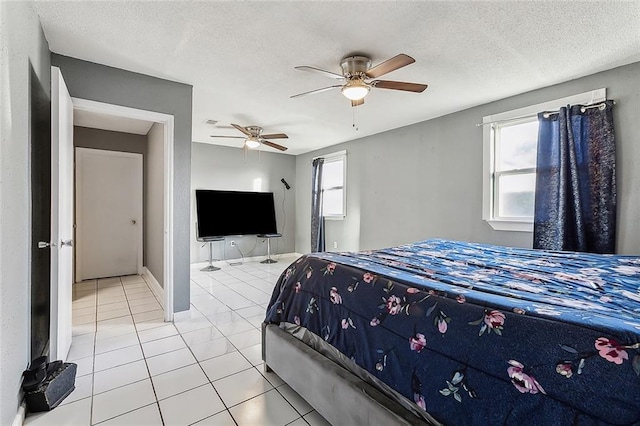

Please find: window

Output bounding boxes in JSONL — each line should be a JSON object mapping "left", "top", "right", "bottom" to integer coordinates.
{"left": 493, "top": 119, "right": 538, "bottom": 220}
{"left": 321, "top": 151, "right": 346, "bottom": 218}
{"left": 482, "top": 89, "right": 606, "bottom": 232}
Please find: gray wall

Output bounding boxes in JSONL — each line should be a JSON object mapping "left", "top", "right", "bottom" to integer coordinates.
{"left": 146, "top": 123, "right": 165, "bottom": 286}
{"left": 0, "top": 2, "right": 50, "bottom": 424}
{"left": 295, "top": 62, "right": 640, "bottom": 255}
{"left": 191, "top": 143, "right": 296, "bottom": 263}
{"left": 74, "top": 126, "right": 147, "bottom": 155}
{"left": 52, "top": 54, "right": 193, "bottom": 312}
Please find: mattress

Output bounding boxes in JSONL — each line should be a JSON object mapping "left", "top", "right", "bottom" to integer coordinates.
{"left": 264, "top": 239, "right": 640, "bottom": 425}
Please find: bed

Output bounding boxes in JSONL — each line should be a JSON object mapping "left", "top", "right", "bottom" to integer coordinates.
{"left": 262, "top": 239, "right": 640, "bottom": 425}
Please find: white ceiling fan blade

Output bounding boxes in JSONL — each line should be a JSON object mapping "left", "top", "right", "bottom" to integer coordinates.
{"left": 291, "top": 85, "right": 342, "bottom": 98}
{"left": 210, "top": 135, "right": 245, "bottom": 139}
{"left": 295, "top": 66, "right": 345, "bottom": 80}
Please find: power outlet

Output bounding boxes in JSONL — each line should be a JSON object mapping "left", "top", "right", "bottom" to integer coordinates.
{"left": 230, "top": 240, "right": 236, "bottom": 247}
{"left": 333, "top": 241, "right": 338, "bottom": 249}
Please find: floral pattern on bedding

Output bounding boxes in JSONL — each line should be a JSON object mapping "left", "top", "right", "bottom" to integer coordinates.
{"left": 265, "top": 239, "right": 640, "bottom": 425}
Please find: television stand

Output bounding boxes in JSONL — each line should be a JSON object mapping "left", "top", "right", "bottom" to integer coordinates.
{"left": 199, "top": 237, "right": 224, "bottom": 272}
{"left": 258, "top": 233, "right": 281, "bottom": 264}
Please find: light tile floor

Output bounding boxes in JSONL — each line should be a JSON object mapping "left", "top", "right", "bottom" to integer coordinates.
{"left": 25, "top": 255, "right": 331, "bottom": 426}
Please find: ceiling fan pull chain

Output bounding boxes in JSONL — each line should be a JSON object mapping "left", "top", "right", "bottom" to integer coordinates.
{"left": 352, "top": 106, "right": 359, "bottom": 131}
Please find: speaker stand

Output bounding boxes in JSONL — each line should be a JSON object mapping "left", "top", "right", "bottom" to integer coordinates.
{"left": 258, "top": 234, "right": 281, "bottom": 264}
{"left": 201, "top": 238, "right": 223, "bottom": 271}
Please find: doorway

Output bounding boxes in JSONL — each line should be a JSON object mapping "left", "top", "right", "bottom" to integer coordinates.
{"left": 70, "top": 99, "right": 175, "bottom": 321}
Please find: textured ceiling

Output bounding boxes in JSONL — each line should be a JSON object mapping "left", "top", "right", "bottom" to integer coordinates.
{"left": 33, "top": 1, "right": 640, "bottom": 155}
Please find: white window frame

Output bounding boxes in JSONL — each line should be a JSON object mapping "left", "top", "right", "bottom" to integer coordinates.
{"left": 318, "top": 150, "right": 347, "bottom": 220}
{"left": 482, "top": 88, "right": 606, "bottom": 232}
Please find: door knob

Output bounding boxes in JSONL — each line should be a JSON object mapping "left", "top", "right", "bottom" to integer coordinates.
{"left": 38, "top": 241, "right": 56, "bottom": 249}
{"left": 131, "top": 220, "right": 137, "bottom": 225}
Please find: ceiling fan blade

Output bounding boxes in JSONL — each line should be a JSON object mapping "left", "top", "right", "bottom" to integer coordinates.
{"left": 210, "top": 135, "right": 245, "bottom": 139}
{"left": 261, "top": 133, "right": 288, "bottom": 139}
{"left": 290, "top": 85, "right": 342, "bottom": 98}
{"left": 262, "top": 140, "right": 288, "bottom": 151}
{"left": 231, "top": 123, "right": 251, "bottom": 136}
{"left": 351, "top": 98, "right": 364, "bottom": 107}
{"left": 295, "top": 66, "right": 345, "bottom": 80}
{"left": 365, "top": 54, "right": 415, "bottom": 79}
{"left": 372, "top": 80, "right": 428, "bottom": 93}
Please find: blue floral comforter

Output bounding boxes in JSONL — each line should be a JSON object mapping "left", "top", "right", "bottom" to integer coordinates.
{"left": 265, "top": 239, "right": 640, "bottom": 425}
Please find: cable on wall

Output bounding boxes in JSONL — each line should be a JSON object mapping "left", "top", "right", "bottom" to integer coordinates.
{"left": 224, "top": 240, "right": 244, "bottom": 266}
{"left": 242, "top": 238, "right": 259, "bottom": 257}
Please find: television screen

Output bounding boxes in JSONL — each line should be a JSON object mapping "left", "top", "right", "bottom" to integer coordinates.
{"left": 196, "top": 190, "right": 277, "bottom": 238}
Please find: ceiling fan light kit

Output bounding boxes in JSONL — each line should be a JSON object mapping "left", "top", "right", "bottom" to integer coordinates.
{"left": 244, "top": 137, "right": 260, "bottom": 149}
{"left": 341, "top": 80, "right": 370, "bottom": 101}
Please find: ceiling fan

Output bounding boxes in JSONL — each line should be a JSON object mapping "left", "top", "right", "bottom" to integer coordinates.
{"left": 291, "top": 53, "right": 428, "bottom": 107}
{"left": 210, "top": 123, "right": 288, "bottom": 151}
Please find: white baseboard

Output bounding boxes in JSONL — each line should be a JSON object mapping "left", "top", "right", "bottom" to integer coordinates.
{"left": 12, "top": 402, "right": 26, "bottom": 426}
{"left": 192, "top": 251, "right": 302, "bottom": 269}
{"left": 173, "top": 309, "right": 192, "bottom": 322}
{"left": 142, "top": 267, "right": 165, "bottom": 309}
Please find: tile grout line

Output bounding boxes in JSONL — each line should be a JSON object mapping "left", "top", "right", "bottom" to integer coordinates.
{"left": 83, "top": 275, "right": 163, "bottom": 425}
{"left": 206, "top": 261, "right": 309, "bottom": 424}
{"left": 273, "top": 385, "right": 314, "bottom": 421}
{"left": 89, "top": 279, "right": 97, "bottom": 426}
{"left": 90, "top": 276, "right": 127, "bottom": 425}
{"left": 91, "top": 402, "right": 158, "bottom": 426}
{"left": 176, "top": 262, "right": 301, "bottom": 424}
{"left": 185, "top": 269, "right": 290, "bottom": 416}
{"left": 70, "top": 277, "right": 165, "bottom": 423}
{"left": 125, "top": 275, "right": 167, "bottom": 426}
{"left": 176, "top": 296, "right": 244, "bottom": 425}
{"left": 174, "top": 304, "right": 240, "bottom": 426}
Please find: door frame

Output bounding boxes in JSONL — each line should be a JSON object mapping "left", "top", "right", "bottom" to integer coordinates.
{"left": 75, "top": 148, "right": 144, "bottom": 279}
{"left": 72, "top": 98, "right": 175, "bottom": 321}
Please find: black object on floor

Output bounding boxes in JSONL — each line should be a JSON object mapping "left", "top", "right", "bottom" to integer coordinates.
{"left": 23, "top": 359, "right": 77, "bottom": 412}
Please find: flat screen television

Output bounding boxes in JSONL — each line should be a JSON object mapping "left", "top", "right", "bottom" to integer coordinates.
{"left": 196, "top": 189, "right": 277, "bottom": 238}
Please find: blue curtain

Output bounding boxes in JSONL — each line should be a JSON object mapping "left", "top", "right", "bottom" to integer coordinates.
{"left": 533, "top": 101, "right": 616, "bottom": 253}
{"left": 311, "top": 158, "right": 325, "bottom": 252}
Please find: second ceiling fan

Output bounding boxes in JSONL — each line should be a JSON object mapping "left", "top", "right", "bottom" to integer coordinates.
{"left": 210, "top": 123, "right": 288, "bottom": 151}
{"left": 291, "top": 53, "right": 428, "bottom": 107}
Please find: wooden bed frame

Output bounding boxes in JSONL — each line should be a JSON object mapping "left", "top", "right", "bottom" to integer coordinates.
{"left": 262, "top": 324, "right": 434, "bottom": 426}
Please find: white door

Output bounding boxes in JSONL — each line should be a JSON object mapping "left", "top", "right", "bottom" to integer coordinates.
{"left": 50, "top": 67, "right": 74, "bottom": 361}
{"left": 76, "top": 148, "right": 143, "bottom": 281}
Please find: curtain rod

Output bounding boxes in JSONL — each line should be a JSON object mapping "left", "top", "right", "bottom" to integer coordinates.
{"left": 475, "top": 101, "right": 615, "bottom": 127}
{"left": 311, "top": 149, "right": 347, "bottom": 162}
